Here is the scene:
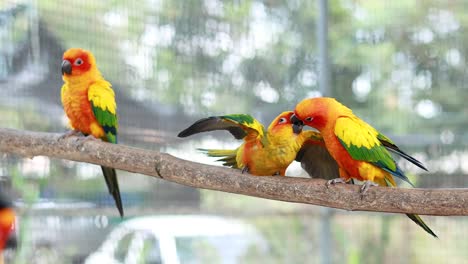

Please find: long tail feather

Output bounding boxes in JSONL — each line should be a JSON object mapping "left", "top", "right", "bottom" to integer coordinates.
{"left": 381, "top": 141, "right": 428, "bottom": 171}
{"left": 406, "top": 213, "right": 438, "bottom": 238}
{"left": 101, "top": 166, "right": 124, "bottom": 217}
{"left": 383, "top": 177, "right": 437, "bottom": 238}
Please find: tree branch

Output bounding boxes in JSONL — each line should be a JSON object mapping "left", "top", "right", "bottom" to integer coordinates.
{"left": 0, "top": 127, "right": 466, "bottom": 216}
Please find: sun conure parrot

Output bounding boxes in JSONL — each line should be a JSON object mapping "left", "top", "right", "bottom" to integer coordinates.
{"left": 292, "top": 97, "right": 437, "bottom": 237}
{"left": 60, "top": 48, "right": 123, "bottom": 217}
{"left": 178, "top": 111, "right": 339, "bottom": 178}
{"left": 0, "top": 192, "right": 14, "bottom": 252}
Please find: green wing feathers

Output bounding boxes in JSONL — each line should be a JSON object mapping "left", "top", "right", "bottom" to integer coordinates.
{"left": 88, "top": 82, "right": 118, "bottom": 143}
{"left": 178, "top": 114, "right": 264, "bottom": 140}
{"left": 178, "top": 114, "right": 264, "bottom": 170}
{"left": 335, "top": 117, "right": 397, "bottom": 172}
{"left": 220, "top": 114, "right": 264, "bottom": 138}
{"left": 335, "top": 117, "right": 416, "bottom": 185}
{"left": 87, "top": 82, "right": 122, "bottom": 217}
{"left": 221, "top": 114, "right": 257, "bottom": 128}
{"left": 91, "top": 104, "right": 118, "bottom": 143}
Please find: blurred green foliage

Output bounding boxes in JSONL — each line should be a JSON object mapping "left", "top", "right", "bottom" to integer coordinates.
{"left": 35, "top": 0, "right": 467, "bottom": 141}
{"left": 2, "top": 0, "right": 468, "bottom": 262}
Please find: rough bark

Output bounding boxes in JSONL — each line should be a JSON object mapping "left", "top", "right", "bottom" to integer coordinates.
{"left": 0, "top": 127, "right": 467, "bottom": 216}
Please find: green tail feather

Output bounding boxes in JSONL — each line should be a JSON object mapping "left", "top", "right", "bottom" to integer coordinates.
{"left": 405, "top": 213, "right": 438, "bottom": 238}
{"left": 198, "top": 148, "right": 238, "bottom": 169}
{"left": 383, "top": 177, "right": 437, "bottom": 238}
{"left": 101, "top": 166, "right": 124, "bottom": 217}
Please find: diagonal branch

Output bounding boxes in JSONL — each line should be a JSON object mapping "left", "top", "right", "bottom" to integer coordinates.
{"left": 0, "top": 127, "right": 467, "bottom": 216}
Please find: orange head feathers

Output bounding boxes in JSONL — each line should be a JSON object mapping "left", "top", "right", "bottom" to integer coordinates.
{"left": 61, "top": 48, "right": 97, "bottom": 77}
{"left": 293, "top": 97, "right": 351, "bottom": 130}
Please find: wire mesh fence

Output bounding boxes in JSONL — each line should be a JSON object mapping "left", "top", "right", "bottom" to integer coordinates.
{"left": 1, "top": 0, "right": 468, "bottom": 263}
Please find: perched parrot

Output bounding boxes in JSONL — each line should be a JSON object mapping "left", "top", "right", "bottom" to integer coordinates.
{"left": 60, "top": 48, "right": 123, "bottom": 217}
{"left": 0, "top": 192, "right": 14, "bottom": 252}
{"left": 178, "top": 111, "right": 339, "bottom": 178}
{"left": 292, "top": 97, "right": 437, "bottom": 237}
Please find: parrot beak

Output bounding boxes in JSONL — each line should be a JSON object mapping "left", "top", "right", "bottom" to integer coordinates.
{"left": 61, "top": 60, "right": 72, "bottom": 75}
{"left": 290, "top": 114, "right": 304, "bottom": 134}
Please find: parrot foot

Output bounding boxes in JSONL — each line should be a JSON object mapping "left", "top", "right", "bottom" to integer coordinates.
{"left": 75, "top": 135, "right": 102, "bottom": 149}
{"left": 76, "top": 135, "right": 102, "bottom": 143}
{"left": 58, "top": 130, "right": 83, "bottom": 140}
{"left": 241, "top": 166, "right": 249, "bottom": 174}
{"left": 360, "top": 180, "right": 378, "bottom": 198}
{"left": 326, "top": 178, "right": 347, "bottom": 188}
{"left": 83, "top": 135, "right": 101, "bottom": 141}
{"left": 272, "top": 171, "right": 281, "bottom": 176}
{"left": 73, "top": 135, "right": 102, "bottom": 148}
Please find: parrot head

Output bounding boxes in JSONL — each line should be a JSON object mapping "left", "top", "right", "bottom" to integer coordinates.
{"left": 268, "top": 111, "right": 303, "bottom": 135}
{"left": 292, "top": 97, "right": 337, "bottom": 131}
{"left": 61, "top": 48, "right": 96, "bottom": 77}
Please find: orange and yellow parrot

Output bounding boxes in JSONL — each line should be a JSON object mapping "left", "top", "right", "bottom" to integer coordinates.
{"left": 60, "top": 48, "right": 123, "bottom": 217}
{"left": 292, "top": 97, "right": 437, "bottom": 237}
{"left": 0, "top": 192, "right": 14, "bottom": 252}
{"left": 178, "top": 111, "right": 339, "bottom": 178}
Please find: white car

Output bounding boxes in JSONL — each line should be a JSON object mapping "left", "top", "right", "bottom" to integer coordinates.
{"left": 85, "top": 215, "right": 267, "bottom": 264}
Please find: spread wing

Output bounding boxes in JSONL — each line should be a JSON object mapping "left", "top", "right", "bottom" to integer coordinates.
{"left": 88, "top": 80, "right": 118, "bottom": 143}
{"left": 295, "top": 131, "right": 340, "bottom": 180}
{"left": 178, "top": 114, "right": 265, "bottom": 140}
{"left": 334, "top": 116, "right": 413, "bottom": 186}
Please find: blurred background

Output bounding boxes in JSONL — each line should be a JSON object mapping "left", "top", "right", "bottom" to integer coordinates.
{"left": 1, "top": 0, "right": 468, "bottom": 263}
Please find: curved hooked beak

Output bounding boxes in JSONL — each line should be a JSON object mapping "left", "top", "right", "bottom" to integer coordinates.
{"left": 61, "top": 60, "right": 72, "bottom": 75}
{"left": 290, "top": 114, "right": 304, "bottom": 134}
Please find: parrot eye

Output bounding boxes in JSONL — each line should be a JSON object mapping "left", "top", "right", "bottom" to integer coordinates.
{"left": 305, "top": 117, "right": 313, "bottom": 122}
{"left": 278, "top": 117, "right": 287, "bottom": 124}
{"left": 74, "top": 58, "right": 84, "bottom": 66}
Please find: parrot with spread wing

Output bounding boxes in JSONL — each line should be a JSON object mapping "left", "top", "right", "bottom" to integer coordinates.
{"left": 60, "top": 48, "right": 123, "bottom": 217}
{"left": 292, "top": 97, "right": 437, "bottom": 237}
{"left": 178, "top": 111, "right": 339, "bottom": 178}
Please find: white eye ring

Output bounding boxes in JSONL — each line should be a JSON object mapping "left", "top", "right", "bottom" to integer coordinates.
{"left": 278, "top": 117, "right": 287, "bottom": 124}
{"left": 305, "top": 117, "right": 313, "bottom": 122}
{"left": 74, "top": 58, "right": 83, "bottom": 66}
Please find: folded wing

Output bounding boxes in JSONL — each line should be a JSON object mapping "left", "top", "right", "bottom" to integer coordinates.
{"left": 296, "top": 131, "right": 340, "bottom": 180}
